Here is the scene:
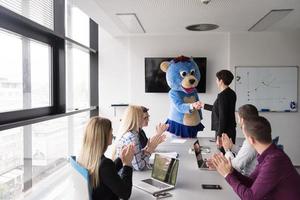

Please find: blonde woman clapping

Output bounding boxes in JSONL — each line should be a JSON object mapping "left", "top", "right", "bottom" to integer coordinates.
{"left": 78, "top": 117, "right": 135, "bottom": 200}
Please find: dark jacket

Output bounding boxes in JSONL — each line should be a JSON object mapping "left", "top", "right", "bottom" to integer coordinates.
{"left": 138, "top": 129, "right": 148, "bottom": 149}
{"left": 204, "top": 87, "right": 236, "bottom": 142}
{"left": 92, "top": 156, "right": 133, "bottom": 200}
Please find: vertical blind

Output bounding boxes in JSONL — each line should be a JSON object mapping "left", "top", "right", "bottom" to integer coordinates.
{"left": 0, "top": 0, "right": 54, "bottom": 30}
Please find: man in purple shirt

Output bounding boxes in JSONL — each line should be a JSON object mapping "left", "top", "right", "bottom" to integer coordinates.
{"left": 212, "top": 116, "right": 300, "bottom": 200}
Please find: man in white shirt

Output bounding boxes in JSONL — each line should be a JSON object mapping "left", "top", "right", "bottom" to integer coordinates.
{"left": 207, "top": 104, "right": 258, "bottom": 175}
{"left": 222, "top": 133, "right": 257, "bottom": 175}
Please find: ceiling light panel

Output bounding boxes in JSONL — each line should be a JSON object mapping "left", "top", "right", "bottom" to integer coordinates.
{"left": 116, "top": 13, "right": 146, "bottom": 33}
{"left": 249, "top": 9, "right": 294, "bottom": 31}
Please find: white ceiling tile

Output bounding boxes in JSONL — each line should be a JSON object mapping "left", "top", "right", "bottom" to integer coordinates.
{"left": 95, "top": 0, "right": 300, "bottom": 35}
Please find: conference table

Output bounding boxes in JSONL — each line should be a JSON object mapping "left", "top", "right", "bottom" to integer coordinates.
{"left": 130, "top": 137, "right": 240, "bottom": 200}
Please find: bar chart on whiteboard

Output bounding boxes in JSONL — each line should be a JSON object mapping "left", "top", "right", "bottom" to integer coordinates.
{"left": 235, "top": 66, "right": 298, "bottom": 112}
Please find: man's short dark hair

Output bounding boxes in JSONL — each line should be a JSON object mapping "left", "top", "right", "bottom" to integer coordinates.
{"left": 216, "top": 70, "right": 234, "bottom": 85}
{"left": 243, "top": 116, "right": 272, "bottom": 144}
{"left": 238, "top": 104, "right": 259, "bottom": 120}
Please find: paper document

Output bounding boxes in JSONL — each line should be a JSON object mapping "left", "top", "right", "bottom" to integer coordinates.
{"left": 170, "top": 139, "right": 187, "bottom": 144}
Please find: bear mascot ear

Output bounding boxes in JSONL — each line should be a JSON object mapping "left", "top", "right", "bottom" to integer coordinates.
{"left": 160, "top": 61, "right": 170, "bottom": 72}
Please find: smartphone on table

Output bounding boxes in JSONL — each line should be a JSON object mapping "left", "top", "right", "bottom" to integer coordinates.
{"left": 202, "top": 184, "right": 222, "bottom": 190}
{"left": 153, "top": 192, "right": 172, "bottom": 199}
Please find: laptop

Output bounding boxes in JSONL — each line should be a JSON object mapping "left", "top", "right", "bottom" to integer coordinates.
{"left": 193, "top": 140, "right": 210, "bottom": 170}
{"left": 134, "top": 154, "right": 179, "bottom": 194}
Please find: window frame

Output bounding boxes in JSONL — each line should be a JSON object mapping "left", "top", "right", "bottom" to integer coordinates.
{"left": 0, "top": 0, "right": 99, "bottom": 129}
{"left": 0, "top": 0, "right": 99, "bottom": 193}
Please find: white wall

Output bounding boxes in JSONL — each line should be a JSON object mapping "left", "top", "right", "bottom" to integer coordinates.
{"left": 98, "top": 29, "right": 130, "bottom": 131}
{"left": 99, "top": 31, "right": 300, "bottom": 164}
{"left": 230, "top": 32, "right": 300, "bottom": 165}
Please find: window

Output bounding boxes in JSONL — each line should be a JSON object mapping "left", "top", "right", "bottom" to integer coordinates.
{"left": 30, "top": 40, "right": 52, "bottom": 108}
{"left": 0, "top": 0, "right": 54, "bottom": 30}
{"left": 0, "top": 0, "right": 98, "bottom": 195}
{"left": 0, "top": 29, "right": 52, "bottom": 113}
{"left": 32, "top": 117, "right": 68, "bottom": 184}
{"left": 65, "top": 1, "right": 91, "bottom": 112}
{"left": 65, "top": 0, "right": 90, "bottom": 46}
{"left": 0, "top": 111, "right": 90, "bottom": 199}
{"left": 66, "top": 43, "right": 90, "bottom": 111}
{"left": 0, "top": 29, "right": 22, "bottom": 112}
{"left": 70, "top": 112, "right": 90, "bottom": 156}
{"left": 0, "top": 127, "right": 23, "bottom": 199}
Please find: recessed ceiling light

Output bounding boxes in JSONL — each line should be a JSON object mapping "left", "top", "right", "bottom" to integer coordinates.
{"left": 186, "top": 24, "right": 219, "bottom": 31}
{"left": 116, "top": 13, "right": 146, "bottom": 33}
{"left": 249, "top": 9, "right": 294, "bottom": 31}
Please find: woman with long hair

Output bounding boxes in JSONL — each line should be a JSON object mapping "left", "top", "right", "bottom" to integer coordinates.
{"left": 78, "top": 116, "right": 135, "bottom": 200}
{"left": 116, "top": 105, "right": 168, "bottom": 171}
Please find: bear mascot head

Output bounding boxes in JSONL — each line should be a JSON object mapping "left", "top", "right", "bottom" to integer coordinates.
{"left": 161, "top": 55, "right": 204, "bottom": 138}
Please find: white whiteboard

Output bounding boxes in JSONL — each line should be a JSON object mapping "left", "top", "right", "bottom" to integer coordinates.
{"left": 235, "top": 66, "right": 298, "bottom": 112}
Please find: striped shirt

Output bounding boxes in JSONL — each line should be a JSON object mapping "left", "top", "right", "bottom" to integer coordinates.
{"left": 116, "top": 131, "right": 151, "bottom": 171}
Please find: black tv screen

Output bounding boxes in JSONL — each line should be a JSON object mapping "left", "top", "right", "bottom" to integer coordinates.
{"left": 145, "top": 57, "right": 206, "bottom": 93}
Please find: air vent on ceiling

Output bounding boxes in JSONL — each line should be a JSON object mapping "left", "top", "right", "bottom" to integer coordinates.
{"left": 248, "top": 9, "right": 294, "bottom": 31}
{"left": 116, "top": 13, "right": 146, "bottom": 33}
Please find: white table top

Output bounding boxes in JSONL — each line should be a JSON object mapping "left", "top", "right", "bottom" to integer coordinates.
{"left": 130, "top": 137, "right": 241, "bottom": 200}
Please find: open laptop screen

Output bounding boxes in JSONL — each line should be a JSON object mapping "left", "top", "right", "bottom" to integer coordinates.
{"left": 151, "top": 154, "right": 179, "bottom": 186}
{"left": 194, "top": 140, "right": 205, "bottom": 168}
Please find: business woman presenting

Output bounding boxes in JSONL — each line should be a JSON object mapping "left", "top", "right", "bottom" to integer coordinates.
{"left": 200, "top": 70, "right": 236, "bottom": 151}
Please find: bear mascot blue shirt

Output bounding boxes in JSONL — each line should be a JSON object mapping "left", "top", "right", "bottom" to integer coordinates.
{"left": 161, "top": 56, "right": 204, "bottom": 138}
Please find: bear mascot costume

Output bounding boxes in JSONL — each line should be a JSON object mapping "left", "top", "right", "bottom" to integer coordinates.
{"left": 160, "top": 55, "right": 204, "bottom": 138}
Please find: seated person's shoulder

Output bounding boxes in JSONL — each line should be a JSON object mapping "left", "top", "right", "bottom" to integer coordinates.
{"left": 123, "top": 131, "right": 137, "bottom": 139}
{"left": 100, "top": 156, "right": 114, "bottom": 167}
{"left": 264, "top": 149, "right": 290, "bottom": 166}
{"left": 117, "top": 132, "right": 139, "bottom": 153}
{"left": 122, "top": 132, "right": 139, "bottom": 143}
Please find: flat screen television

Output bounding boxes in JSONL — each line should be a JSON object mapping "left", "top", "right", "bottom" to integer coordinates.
{"left": 145, "top": 57, "right": 206, "bottom": 93}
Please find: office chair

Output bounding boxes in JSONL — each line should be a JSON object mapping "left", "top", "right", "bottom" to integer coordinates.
{"left": 69, "top": 156, "right": 92, "bottom": 200}
{"left": 272, "top": 136, "right": 284, "bottom": 150}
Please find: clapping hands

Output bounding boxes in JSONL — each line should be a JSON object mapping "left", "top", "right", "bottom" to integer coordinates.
{"left": 144, "top": 123, "right": 168, "bottom": 154}
{"left": 120, "top": 143, "right": 135, "bottom": 166}
{"left": 211, "top": 153, "right": 233, "bottom": 177}
{"left": 221, "top": 133, "right": 233, "bottom": 151}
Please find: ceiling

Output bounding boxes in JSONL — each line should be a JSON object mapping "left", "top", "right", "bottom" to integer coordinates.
{"left": 94, "top": 0, "right": 300, "bottom": 36}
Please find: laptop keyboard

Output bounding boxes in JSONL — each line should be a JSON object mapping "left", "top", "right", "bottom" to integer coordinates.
{"left": 142, "top": 179, "right": 170, "bottom": 189}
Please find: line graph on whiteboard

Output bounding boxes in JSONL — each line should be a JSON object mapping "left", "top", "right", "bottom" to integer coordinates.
{"left": 235, "top": 67, "right": 298, "bottom": 112}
